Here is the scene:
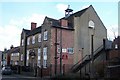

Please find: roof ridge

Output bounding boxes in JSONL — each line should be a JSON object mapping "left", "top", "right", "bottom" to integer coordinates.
{"left": 46, "top": 16, "right": 58, "bottom": 21}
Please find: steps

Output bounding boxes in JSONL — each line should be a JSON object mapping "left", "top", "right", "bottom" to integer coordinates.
{"left": 71, "top": 45, "right": 104, "bottom": 73}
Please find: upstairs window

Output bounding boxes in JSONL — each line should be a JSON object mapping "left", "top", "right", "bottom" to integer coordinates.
{"left": 44, "top": 31, "right": 48, "bottom": 41}
{"left": 37, "top": 48, "right": 41, "bottom": 67}
{"left": 88, "top": 20, "right": 95, "bottom": 29}
{"left": 115, "top": 44, "right": 118, "bottom": 49}
{"left": 32, "top": 36, "right": 35, "bottom": 44}
{"left": 43, "top": 47, "right": 47, "bottom": 68}
{"left": 26, "top": 50, "right": 29, "bottom": 66}
{"left": 57, "top": 48, "right": 60, "bottom": 53}
{"left": 43, "top": 47, "right": 47, "bottom": 60}
{"left": 21, "top": 54, "right": 23, "bottom": 61}
{"left": 38, "top": 34, "right": 41, "bottom": 42}
{"left": 67, "top": 48, "right": 74, "bottom": 54}
{"left": 27, "top": 37, "right": 30, "bottom": 45}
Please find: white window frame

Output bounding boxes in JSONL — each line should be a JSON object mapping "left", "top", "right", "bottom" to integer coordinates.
{"left": 43, "top": 47, "right": 47, "bottom": 68}
{"left": 67, "top": 48, "right": 74, "bottom": 54}
{"left": 37, "top": 48, "right": 41, "bottom": 67}
{"left": 11, "top": 53, "right": 14, "bottom": 56}
{"left": 32, "top": 36, "right": 35, "bottom": 44}
{"left": 115, "top": 44, "right": 118, "bottom": 49}
{"left": 57, "top": 48, "right": 60, "bottom": 53}
{"left": 43, "top": 60, "right": 47, "bottom": 68}
{"left": 27, "top": 37, "right": 30, "bottom": 45}
{"left": 38, "top": 34, "right": 41, "bottom": 42}
{"left": 17, "top": 53, "right": 19, "bottom": 56}
{"left": 21, "top": 54, "right": 23, "bottom": 61}
{"left": 43, "top": 31, "right": 48, "bottom": 41}
{"left": 26, "top": 50, "right": 29, "bottom": 66}
{"left": 88, "top": 20, "right": 95, "bottom": 28}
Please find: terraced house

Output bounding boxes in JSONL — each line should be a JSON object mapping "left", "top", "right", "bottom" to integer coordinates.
{"left": 20, "top": 5, "right": 107, "bottom": 77}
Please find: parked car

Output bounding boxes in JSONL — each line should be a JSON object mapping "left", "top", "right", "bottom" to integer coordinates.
{"left": 1, "top": 66, "right": 12, "bottom": 75}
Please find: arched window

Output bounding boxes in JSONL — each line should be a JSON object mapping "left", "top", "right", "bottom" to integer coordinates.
{"left": 89, "top": 20, "right": 95, "bottom": 28}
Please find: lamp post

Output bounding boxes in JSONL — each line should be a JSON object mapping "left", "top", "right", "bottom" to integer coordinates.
{"left": 89, "top": 20, "right": 95, "bottom": 78}
{"left": 91, "top": 27, "right": 95, "bottom": 78}
{"left": 91, "top": 34, "right": 94, "bottom": 78}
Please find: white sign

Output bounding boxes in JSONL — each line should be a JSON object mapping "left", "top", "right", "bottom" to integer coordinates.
{"left": 62, "top": 49, "right": 67, "bottom": 53}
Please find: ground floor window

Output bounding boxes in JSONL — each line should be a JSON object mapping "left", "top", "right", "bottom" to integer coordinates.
{"left": 43, "top": 60, "right": 47, "bottom": 68}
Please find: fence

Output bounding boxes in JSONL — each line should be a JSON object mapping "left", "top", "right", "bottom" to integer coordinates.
{"left": 37, "top": 64, "right": 73, "bottom": 77}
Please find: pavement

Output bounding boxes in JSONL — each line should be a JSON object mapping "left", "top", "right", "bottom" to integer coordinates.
{"left": 1, "top": 71, "right": 50, "bottom": 80}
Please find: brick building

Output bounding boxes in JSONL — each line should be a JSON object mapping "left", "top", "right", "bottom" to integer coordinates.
{"left": 20, "top": 5, "right": 107, "bottom": 76}
{"left": 10, "top": 46, "right": 20, "bottom": 66}
{"left": 105, "top": 36, "right": 120, "bottom": 78}
{"left": 109, "top": 36, "right": 120, "bottom": 59}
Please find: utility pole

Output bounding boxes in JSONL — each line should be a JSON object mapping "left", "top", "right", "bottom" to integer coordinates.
{"left": 60, "top": 28, "right": 62, "bottom": 74}
{"left": 91, "top": 34, "right": 94, "bottom": 78}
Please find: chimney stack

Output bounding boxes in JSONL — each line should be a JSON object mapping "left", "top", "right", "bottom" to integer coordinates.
{"left": 31, "top": 22, "right": 37, "bottom": 30}
{"left": 61, "top": 19, "right": 68, "bottom": 27}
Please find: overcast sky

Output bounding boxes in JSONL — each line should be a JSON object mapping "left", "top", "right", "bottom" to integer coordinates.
{"left": 0, "top": 1, "right": 119, "bottom": 51}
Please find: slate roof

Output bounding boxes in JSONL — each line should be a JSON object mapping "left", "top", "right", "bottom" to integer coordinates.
{"left": 22, "top": 26, "right": 41, "bottom": 37}
{"left": 4, "top": 46, "right": 20, "bottom": 54}
{"left": 22, "top": 5, "right": 89, "bottom": 36}
{"left": 47, "top": 6, "right": 89, "bottom": 30}
{"left": 10, "top": 47, "right": 20, "bottom": 53}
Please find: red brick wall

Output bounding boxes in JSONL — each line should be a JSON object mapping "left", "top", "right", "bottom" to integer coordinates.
{"left": 60, "top": 19, "right": 68, "bottom": 27}
{"left": 50, "top": 27, "right": 74, "bottom": 66}
{"left": 109, "top": 36, "right": 120, "bottom": 59}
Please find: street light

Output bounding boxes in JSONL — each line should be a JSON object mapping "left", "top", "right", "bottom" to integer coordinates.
{"left": 89, "top": 20, "right": 95, "bottom": 78}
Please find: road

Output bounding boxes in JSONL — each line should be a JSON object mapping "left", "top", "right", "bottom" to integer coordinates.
{"left": 0, "top": 65, "right": 49, "bottom": 80}
{"left": 2, "top": 74, "right": 39, "bottom": 80}
{"left": 1, "top": 73, "right": 50, "bottom": 80}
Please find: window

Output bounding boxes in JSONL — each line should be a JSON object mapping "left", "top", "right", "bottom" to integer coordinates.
{"left": 26, "top": 50, "right": 29, "bottom": 66}
{"left": 16, "top": 53, "right": 19, "bottom": 56}
{"left": 57, "top": 48, "right": 60, "bottom": 53}
{"left": 21, "top": 54, "right": 23, "bottom": 61}
{"left": 11, "top": 53, "right": 14, "bottom": 56}
{"left": 22, "top": 39, "right": 24, "bottom": 46}
{"left": 43, "top": 47, "right": 47, "bottom": 60}
{"left": 32, "top": 36, "right": 35, "bottom": 44}
{"left": 27, "top": 50, "right": 29, "bottom": 60}
{"left": 43, "top": 60, "right": 47, "bottom": 68}
{"left": 43, "top": 31, "right": 48, "bottom": 40}
{"left": 88, "top": 20, "right": 95, "bottom": 28}
{"left": 67, "top": 48, "right": 74, "bottom": 54}
{"left": 27, "top": 37, "right": 30, "bottom": 45}
{"left": 115, "top": 44, "right": 118, "bottom": 49}
{"left": 43, "top": 47, "right": 47, "bottom": 68}
{"left": 15, "top": 61, "right": 18, "bottom": 65}
{"left": 38, "top": 34, "right": 41, "bottom": 42}
{"left": 37, "top": 48, "right": 41, "bottom": 67}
